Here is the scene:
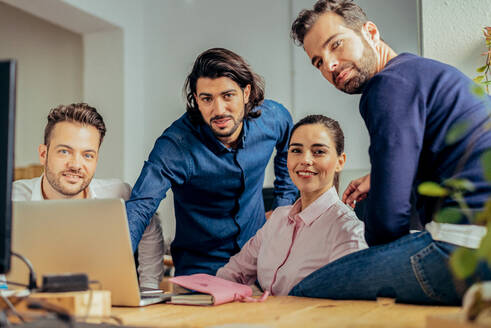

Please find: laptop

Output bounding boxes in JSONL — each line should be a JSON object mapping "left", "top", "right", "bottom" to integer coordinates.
{"left": 8, "top": 199, "right": 171, "bottom": 306}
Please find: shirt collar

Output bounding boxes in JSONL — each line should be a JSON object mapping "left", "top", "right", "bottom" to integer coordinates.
{"left": 287, "top": 187, "right": 339, "bottom": 226}
{"left": 31, "top": 176, "right": 44, "bottom": 201}
{"left": 33, "top": 174, "right": 94, "bottom": 200}
{"left": 198, "top": 119, "right": 249, "bottom": 154}
{"left": 87, "top": 183, "right": 96, "bottom": 198}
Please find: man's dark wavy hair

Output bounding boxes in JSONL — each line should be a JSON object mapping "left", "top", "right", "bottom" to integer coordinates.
{"left": 291, "top": 0, "right": 368, "bottom": 46}
{"left": 184, "top": 48, "right": 265, "bottom": 125}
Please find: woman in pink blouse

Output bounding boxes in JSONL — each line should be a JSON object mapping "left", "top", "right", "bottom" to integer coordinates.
{"left": 216, "top": 114, "right": 368, "bottom": 295}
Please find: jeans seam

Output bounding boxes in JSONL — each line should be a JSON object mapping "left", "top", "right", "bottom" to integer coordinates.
{"left": 326, "top": 231, "right": 429, "bottom": 266}
{"left": 410, "top": 243, "right": 444, "bottom": 302}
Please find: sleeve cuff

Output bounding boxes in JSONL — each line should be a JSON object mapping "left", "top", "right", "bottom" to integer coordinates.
{"left": 272, "top": 196, "right": 294, "bottom": 209}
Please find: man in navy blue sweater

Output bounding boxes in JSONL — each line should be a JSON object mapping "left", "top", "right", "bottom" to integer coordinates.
{"left": 289, "top": 0, "right": 491, "bottom": 304}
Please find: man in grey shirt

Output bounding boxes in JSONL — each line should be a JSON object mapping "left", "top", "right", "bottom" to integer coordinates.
{"left": 13, "top": 103, "right": 164, "bottom": 289}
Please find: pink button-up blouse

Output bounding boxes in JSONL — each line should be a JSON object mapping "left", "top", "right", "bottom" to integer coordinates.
{"left": 216, "top": 187, "right": 368, "bottom": 295}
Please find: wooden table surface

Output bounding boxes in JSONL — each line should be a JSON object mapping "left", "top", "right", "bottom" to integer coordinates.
{"left": 111, "top": 296, "right": 461, "bottom": 328}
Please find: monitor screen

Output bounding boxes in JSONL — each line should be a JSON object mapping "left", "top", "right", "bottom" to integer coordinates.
{"left": 0, "top": 60, "right": 16, "bottom": 274}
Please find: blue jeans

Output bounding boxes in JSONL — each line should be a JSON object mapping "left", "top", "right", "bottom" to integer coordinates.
{"left": 289, "top": 231, "right": 491, "bottom": 305}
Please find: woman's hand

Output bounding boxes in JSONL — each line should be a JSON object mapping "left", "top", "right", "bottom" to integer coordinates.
{"left": 342, "top": 174, "right": 370, "bottom": 208}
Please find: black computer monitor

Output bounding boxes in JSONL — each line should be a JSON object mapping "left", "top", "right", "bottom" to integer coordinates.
{"left": 0, "top": 60, "right": 16, "bottom": 274}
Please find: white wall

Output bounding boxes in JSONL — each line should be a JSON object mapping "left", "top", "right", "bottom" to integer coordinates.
{"left": 83, "top": 29, "right": 124, "bottom": 178}
{"left": 62, "top": 0, "right": 146, "bottom": 183}
{"left": 421, "top": 0, "right": 491, "bottom": 80}
{"left": 0, "top": 1, "right": 83, "bottom": 167}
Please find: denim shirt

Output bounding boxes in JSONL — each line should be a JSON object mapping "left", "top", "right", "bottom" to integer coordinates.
{"left": 126, "top": 99, "right": 298, "bottom": 275}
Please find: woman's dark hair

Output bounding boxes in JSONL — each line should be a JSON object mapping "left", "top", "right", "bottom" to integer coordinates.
{"left": 184, "top": 48, "right": 265, "bottom": 124}
{"left": 44, "top": 103, "right": 106, "bottom": 147}
{"left": 291, "top": 114, "right": 345, "bottom": 192}
{"left": 291, "top": 0, "right": 368, "bottom": 46}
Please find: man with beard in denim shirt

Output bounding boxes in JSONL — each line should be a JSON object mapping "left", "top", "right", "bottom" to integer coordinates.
{"left": 126, "top": 48, "right": 298, "bottom": 276}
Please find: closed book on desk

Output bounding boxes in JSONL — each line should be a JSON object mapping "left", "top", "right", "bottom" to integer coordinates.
{"left": 170, "top": 292, "right": 214, "bottom": 305}
{"left": 168, "top": 274, "right": 252, "bottom": 306}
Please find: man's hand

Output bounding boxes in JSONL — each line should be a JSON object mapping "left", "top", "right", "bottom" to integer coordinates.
{"left": 342, "top": 174, "right": 370, "bottom": 208}
{"left": 265, "top": 211, "right": 273, "bottom": 220}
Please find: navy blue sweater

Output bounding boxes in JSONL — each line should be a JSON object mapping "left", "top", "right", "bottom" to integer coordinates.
{"left": 360, "top": 53, "right": 491, "bottom": 246}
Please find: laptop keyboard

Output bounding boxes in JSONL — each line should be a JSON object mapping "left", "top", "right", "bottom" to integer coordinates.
{"left": 139, "top": 289, "right": 172, "bottom": 300}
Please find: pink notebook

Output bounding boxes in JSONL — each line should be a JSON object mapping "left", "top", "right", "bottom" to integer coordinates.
{"left": 169, "top": 274, "right": 254, "bottom": 305}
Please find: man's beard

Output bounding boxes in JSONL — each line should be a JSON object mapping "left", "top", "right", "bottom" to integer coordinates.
{"left": 336, "top": 42, "right": 377, "bottom": 94}
{"left": 44, "top": 162, "right": 92, "bottom": 197}
{"left": 208, "top": 114, "right": 244, "bottom": 138}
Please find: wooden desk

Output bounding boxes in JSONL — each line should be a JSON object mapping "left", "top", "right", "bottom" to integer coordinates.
{"left": 111, "top": 296, "right": 461, "bottom": 328}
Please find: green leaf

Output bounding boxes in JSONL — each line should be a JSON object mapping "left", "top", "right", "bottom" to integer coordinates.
{"left": 446, "top": 121, "right": 470, "bottom": 145}
{"left": 482, "top": 150, "right": 491, "bottom": 182}
{"left": 471, "top": 84, "right": 487, "bottom": 98}
{"left": 482, "top": 80, "right": 491, "bottom": 85}
{"left": 476, "top": 199, "right": 491, "bottom": 224}
{"left": 443, "top": 178, "right": 476, "bottom": 192}
{"left": 418, "top": 182, "right": 449, "bottom": 197}
{"left": 434, "top": 207, "right": 462, "bottom": 224}
{"left": 450, "top": 247, "right": 478, "bottom": 279}
{"left": 478, "top": 65, "right": 488, "bottom": 73}
{"left": 477, "top": 224, "right": 491, "bottom": 260}
{"left": 474, "top": 75, "right": 485, "bottom": 83}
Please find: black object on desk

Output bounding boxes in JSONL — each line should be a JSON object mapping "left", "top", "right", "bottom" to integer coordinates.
{"left": 41, "top": 274, "right": 89, "bottom": 293}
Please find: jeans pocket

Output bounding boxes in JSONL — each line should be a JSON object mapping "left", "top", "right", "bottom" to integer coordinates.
{"left": 410, "top": 242, "right": 459, "bottom": 304}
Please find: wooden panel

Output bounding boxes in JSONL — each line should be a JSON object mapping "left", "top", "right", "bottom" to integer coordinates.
{"left": 16, "top": 290, "right": 111, "bottom": 319}
{"left": 14, "top": 164, "right": 43, "bottom": 181}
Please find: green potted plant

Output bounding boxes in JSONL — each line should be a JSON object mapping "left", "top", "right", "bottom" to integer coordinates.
{"left": 419, "top": 26, "right": 491, "bottom": 323}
